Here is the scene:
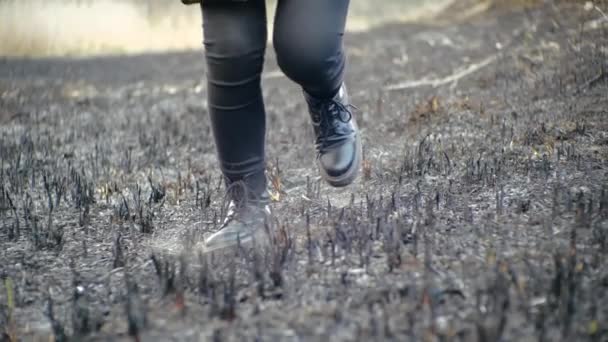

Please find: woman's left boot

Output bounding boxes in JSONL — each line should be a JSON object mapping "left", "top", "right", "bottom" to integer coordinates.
{"left": 304, "top": 84, "right": 362, "bottom": 187}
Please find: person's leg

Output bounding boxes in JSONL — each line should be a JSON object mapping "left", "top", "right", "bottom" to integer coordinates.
{"left": 272, "top": 0, "right": 349, "bottom": 99}
{"left": 273, "top": 0, "right": 361, "bottom": 187}
{"left": 200, "top": 1, "right": 272, "bottom": 253}
{"left": 202, "top": 0, "right": 268, "bottom": 197}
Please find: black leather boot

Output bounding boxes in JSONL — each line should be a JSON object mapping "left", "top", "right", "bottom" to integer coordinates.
{"left": 304, "top": 84, "right": 362, "bottom": 187}
{"left": 202, "top": 171, "right": 272, "bottom": 253}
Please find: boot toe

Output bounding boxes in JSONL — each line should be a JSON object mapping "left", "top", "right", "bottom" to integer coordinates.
{"left": 204, "top": 222, "right": 252, "bottom": 252}
{"left": 318, "top": 138, "right": 357, "bottom": 178}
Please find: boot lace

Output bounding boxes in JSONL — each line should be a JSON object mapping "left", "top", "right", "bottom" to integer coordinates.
{"left": 313, "top": 99, "right": 357, "bottom": 151}
{"left": 219, "top": 180, "right": 267, "bottom": 228}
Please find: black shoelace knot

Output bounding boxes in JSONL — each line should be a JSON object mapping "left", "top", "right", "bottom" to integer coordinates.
{"left": 313, "top": 99, "right": 357, "bottom": 151}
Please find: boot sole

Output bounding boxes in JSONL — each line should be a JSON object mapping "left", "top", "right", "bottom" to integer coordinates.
{"left": 317, "top": 135, "right": 362, "bottom": 188}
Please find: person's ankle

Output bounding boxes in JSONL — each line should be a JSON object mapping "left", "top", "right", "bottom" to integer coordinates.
{"left": 303, "top": 84, "right": 342, "bottom": 103}
{"left": 224, "top": 170, "right": 268, "bottom": 204}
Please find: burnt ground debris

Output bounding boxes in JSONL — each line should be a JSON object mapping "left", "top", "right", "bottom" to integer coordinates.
{"left": 1, "top": 1, "right": 608, "bottom": 341}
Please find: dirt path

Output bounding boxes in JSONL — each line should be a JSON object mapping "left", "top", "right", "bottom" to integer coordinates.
{"left": 1, "top": 1, "right": 607, "bottom": 341}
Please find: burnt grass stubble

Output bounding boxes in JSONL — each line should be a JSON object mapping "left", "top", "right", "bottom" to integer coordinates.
{"left": 1, "top": 2, "right": 607, "bottom": 341}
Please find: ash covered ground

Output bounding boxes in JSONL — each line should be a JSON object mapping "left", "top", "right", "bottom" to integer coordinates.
{"left": 1, "top": 1, "right": 607, "bottom": 341}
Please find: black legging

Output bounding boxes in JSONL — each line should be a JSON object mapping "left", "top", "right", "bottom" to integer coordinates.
{"left": 201, "top": 0, "right": 350, "bottom": 194}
